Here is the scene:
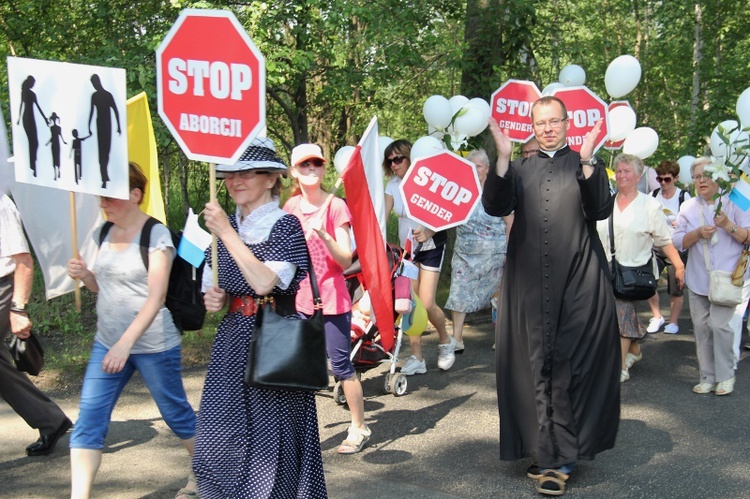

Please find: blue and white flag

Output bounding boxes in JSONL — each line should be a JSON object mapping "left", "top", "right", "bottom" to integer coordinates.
{"left": 729, "top": 174, "right": 750, "bottom": 211}
{"left": 177, "top": 208, "right": 211, "bottom": 267}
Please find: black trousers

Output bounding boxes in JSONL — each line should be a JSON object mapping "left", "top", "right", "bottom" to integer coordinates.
{"left": 0, "top": 273, "right": 68, "bottom": 435}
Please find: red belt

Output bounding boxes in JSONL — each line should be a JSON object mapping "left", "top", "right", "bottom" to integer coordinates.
{"left": 228, "top": 296, "right": 275, "bottom": 316}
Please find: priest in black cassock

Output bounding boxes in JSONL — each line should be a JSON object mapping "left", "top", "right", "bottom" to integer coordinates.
{"left": 482, "top": 96, "right": 620, "bottom": 496}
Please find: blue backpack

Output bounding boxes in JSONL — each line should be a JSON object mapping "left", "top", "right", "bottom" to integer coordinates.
{"left": 98, "top": 217, "right": 206, "bottom": 332}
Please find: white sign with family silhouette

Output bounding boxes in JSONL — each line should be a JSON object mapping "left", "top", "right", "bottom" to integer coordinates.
{"left": 7, "top": 57, "right": 129, "bottom": 199}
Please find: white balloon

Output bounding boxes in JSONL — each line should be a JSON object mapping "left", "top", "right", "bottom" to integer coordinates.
{"left": 454, "top": 105, "right": 488, "bottom": 137}
{"left": 378, "top": 136, "right": 394, "bottom": 164}
{"left": 737, "top": 87, "right": 750, "bottom": 128}
{"left": 467, "top": 97, "right": 492, "bottom": 121}
{"left": 333, "top": 146, "right": 355, "bottom": 174}
{"left": 608, "top": 106, "right": 637, "bottom": 142}
{"left": 410, "top": 136, "right": 444, "bottom": 161}
{"left": 622, "top": 127, "right": 659, "bottom": 159}
{"left": 448, "top": 95, "right": 469, "bottom": 116}
{"left": 677, "top": 155, "right": 696, "bottom": 184}
{"left": 605, "top": 55, "right": 641, "bottom": 98}
{"left": 710, "top": 120, "right": 749, "bottom": 165}
{"left": 422, "top": 95, "right": 453, "bottom": 129}
{"left": 710, "top": 120, "right": 737, "bottom": 158}
{"left": 559, "top": 64, "right": 586, "bottom": 86}
{"left": 542, "top": 82, "right": 564, "bottom": 96}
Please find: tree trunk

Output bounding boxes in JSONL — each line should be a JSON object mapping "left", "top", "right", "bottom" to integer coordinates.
{"left": 690, "top": 2, "right": 703, "bottom": 142}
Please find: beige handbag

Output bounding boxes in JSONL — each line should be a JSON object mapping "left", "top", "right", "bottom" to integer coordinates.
{"left": 702, "top": 239, "right": 743, "bottom": 307}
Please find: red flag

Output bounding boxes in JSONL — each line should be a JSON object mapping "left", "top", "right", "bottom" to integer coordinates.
{"left": 342, "top": 123, "right": 395, "bottom": 351}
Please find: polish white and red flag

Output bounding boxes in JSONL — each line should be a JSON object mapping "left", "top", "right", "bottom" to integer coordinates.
{"left": 341, "top": 117, "right": 395, "bottom": 351}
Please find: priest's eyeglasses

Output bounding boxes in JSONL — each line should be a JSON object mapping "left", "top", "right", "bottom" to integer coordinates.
{"left": 532, "top": 118, "right": 567, "bottom": 130}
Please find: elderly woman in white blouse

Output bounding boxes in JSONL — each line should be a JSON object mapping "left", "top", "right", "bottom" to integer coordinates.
{"left": 597, "top": 153, "right": 685, "bottom": 383}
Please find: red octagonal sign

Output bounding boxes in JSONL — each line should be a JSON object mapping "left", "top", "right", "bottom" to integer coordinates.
{"left": 490, "top": 79, "right": 542, "bottom": 143}
{"left": 551, "top": 86, "right": 609, "bottom": 154}
{"left": 156, "top": 9, "right": 265, "bottom": 164}
{"left": 399, "top": 151, "right": 481, "bottom": 232}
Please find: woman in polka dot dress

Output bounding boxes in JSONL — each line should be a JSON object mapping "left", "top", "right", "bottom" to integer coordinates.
{"left": 193, "top": 139, "right": 327, "bottom": 498}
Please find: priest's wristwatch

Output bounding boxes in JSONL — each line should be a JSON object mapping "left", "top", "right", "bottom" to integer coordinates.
{"left": 581, "top": 157, "right": 598, "bottom": 167}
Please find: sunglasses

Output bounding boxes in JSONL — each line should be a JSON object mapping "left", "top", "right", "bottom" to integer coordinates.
{"left": 299, "top": 158, "right": 325, "bottom": 168}
{"left": 655, "top": 176, "right": 673, "bottom": 183}
{"left": 387, "top": 155, "right": 407, "bottom": 167}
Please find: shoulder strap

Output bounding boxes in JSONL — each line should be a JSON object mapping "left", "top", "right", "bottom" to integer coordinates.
{"left": 99, "top": 218, "right": 160, "bottom": 271}
{"left": 651, "top": 188, "right": 660, "bottom": 197}
{"left": 608, "top": 212, "right": 616, "bottom": 257}
{"left": 98, "top": 221, "right": 114, "bottom": 246}
{"left": 138, "top": 217, "right": 160, "bottom": 271}
{"left": 678, "top": 189, "right": 687, "bottom": 206}
{"left": 698, "top": 207, "right": 712, "bottom": 272}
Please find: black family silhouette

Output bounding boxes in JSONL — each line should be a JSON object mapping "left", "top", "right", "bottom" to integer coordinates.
{"left": 87, "top": 74, "right": 121, "bottom": 189}
{"left": 17, "top": 75, "right": 48, "bottom": 177}
{"left": 69, "top": 129, "right": 91, "bottom": 185}
{"left": 46, "top": 112, "right": 67, "bottom": 180}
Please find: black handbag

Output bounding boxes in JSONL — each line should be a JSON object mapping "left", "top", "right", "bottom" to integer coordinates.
{"left": 9, "top": 332, "right": 45, "bottom": 376}
{"left": 609, "top": 215, "right": 657, "bottom": 301}
{"left": 244, "top": 258, "right": 329, "bottom": 392}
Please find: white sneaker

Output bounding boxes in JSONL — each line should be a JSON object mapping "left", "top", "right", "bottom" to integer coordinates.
{"left": 646, "top": 316, "right": 665, "bottom": 333}
{"left": 400, "top": 355, "right": 426, "bottom": 375}
{"left": 663, "top": 323, "right": 679, "bottom": 334}
{"left": 625, "top": 352, "right": 643, "bottom": 369}
{"left": 454, "top": 340, "right": 465, "bottom": 354}
{"left": 620, "top": 369, "right": 630, "bottom": 382}
{"left": 437, "top": 337, "right": 457, "bottom": 371}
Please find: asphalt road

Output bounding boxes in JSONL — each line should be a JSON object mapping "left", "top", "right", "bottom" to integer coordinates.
{"left": 2, "top": 293, "right": 750, "bottom": 498}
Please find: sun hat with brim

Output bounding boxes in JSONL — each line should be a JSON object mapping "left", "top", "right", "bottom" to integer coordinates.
{"left": 215, "top": 137, "right": 287, "bottom": 177}
{"left": 291, "top": 143, "right": 326, "bottom": 167}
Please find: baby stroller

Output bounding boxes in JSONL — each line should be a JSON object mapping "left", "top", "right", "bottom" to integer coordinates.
{"left": 332, "top": 243, "right": 411, "bottom": 403}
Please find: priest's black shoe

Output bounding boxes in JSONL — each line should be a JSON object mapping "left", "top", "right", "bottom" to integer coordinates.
{"left": 26, "top": 418, "right": 73, "bottom": 456}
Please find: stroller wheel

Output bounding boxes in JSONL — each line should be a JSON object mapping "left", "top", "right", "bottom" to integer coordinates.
{"left": 383, "top": 373, "right": 398, "bottom": 395}
{"left": 333, "top": 381, "right": 347, "bottom": 405}
{"left": 390, "top": 373, "right": 408, "bottom": 397}
{"left": 383, "top": 373, "right": 393, "bottom": 394}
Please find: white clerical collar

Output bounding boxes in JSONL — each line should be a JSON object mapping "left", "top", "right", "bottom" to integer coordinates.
{"left": 540, "top": 147, "right": 558, "bottom": 157}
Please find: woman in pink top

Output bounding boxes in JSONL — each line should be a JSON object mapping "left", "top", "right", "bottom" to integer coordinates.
{"left": 283, "top": 143, "right": 371, "bottom": 454}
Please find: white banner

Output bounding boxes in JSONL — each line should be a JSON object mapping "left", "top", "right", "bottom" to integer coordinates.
{"left": 8, "top": 57, "right": 129, "bottom": 199}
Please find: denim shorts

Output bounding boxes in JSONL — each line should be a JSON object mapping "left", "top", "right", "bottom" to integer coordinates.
{"left": 69, "top": 341, "right": 195, "bottom": 449}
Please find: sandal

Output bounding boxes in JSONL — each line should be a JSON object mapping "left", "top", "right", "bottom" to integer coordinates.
{"left": 526, "top": 464, "right": 544, "bottom": 479}
{"left": 337, "top": 426, "right": 371, "bottom": 454}
{"left": 175, "top": 488, "right": 199, "bottom": 499}
{"left": 175, "top": 471, "right": 199, "bottom": 499}
{"left": 535, "top": 470, "right": 569, "bottom": 496}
